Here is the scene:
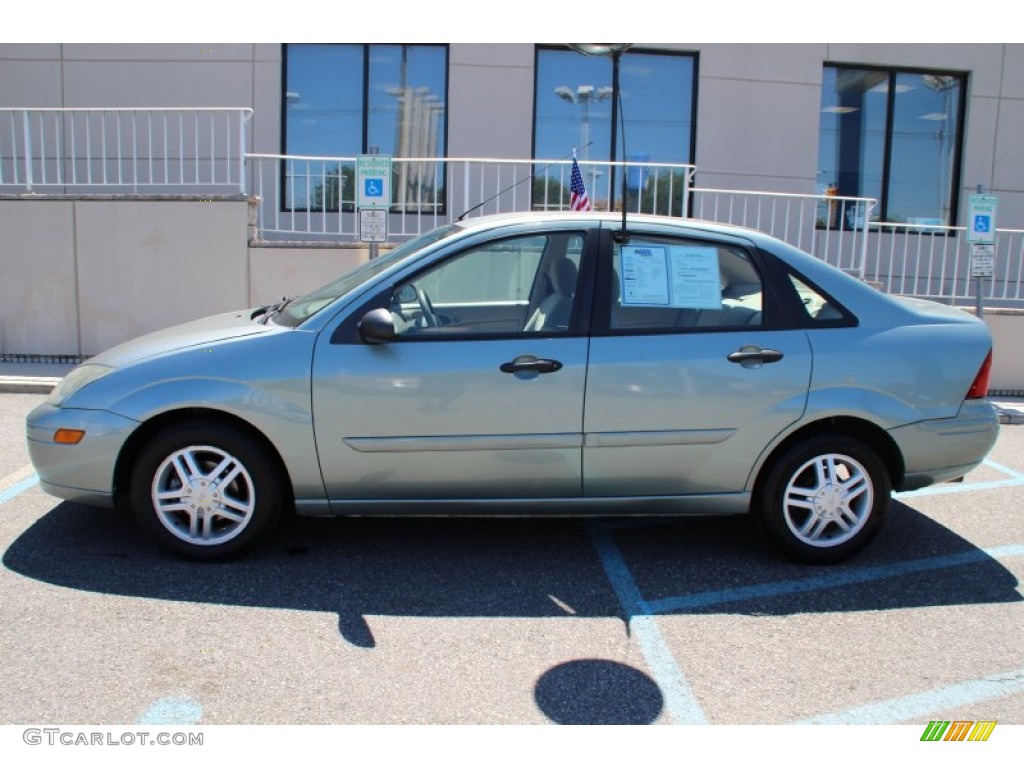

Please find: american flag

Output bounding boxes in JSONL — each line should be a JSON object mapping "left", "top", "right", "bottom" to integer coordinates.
{"left": 569, "top": 157, "right": 592, "bottom": 211}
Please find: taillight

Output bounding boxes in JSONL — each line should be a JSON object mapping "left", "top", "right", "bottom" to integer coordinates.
{"left": 966, "top": 350, "right": 993, "bottom": 399}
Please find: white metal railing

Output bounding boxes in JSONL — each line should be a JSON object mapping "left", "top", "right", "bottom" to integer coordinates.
{"left": 247, "top": 153, "right": 697, "bottom": 241}
{"left": 690, "top": 188, "right": 877, "bottom": 278}
{"left": 867, "top": 222, "right": 1024, "bottom": 307}
{"left": 3, "top": 108, "right": 1022, "bottom": 307}
{"left": 0, "top": 108, "right": 252, "bottom": 194}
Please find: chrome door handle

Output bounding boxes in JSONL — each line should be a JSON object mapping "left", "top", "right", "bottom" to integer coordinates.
{"left": 500, "top": 357, "right": 563, "bottom": 375}
{"left": 727, "top": 347, "right": 784, "bottom": 365}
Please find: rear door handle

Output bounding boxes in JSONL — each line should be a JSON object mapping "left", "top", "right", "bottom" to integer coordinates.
{"left": 727, "top": 347, "right": 784, "bottom": 366}
{"left": 500, "top": 356, "right": 563, "bottom": 375}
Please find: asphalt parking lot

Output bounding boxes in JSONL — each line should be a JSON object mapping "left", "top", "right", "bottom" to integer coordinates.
{"left": 1, "top": 391, "right": 1022, "bottom": 727}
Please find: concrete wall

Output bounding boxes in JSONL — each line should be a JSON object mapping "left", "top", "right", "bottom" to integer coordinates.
{"left": 0, "top": 199, "right": 369, "bottom": 357}
{"left": 0, "top": 44, "right": 283, "bottom": 156}
{"left": 249, "top": 245, "right": 368, "bottom": 306}
{"left": 978, "top": 309, "right": 1024, "bottom": 394}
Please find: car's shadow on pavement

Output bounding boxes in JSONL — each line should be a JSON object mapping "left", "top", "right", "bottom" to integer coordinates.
{"left": 4, "top": 499, "right": 1021, "bottom": 648}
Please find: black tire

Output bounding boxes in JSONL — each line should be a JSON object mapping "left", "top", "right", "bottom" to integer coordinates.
{"left": 129, "top": 419, "right": 285, "bottom": 560}
{"left": 757, "top": 433, "right": 891, "bottom": 564}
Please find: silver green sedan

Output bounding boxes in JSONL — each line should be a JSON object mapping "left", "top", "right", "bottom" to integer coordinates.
{"left": 26, "top": 213, "right": 999, "bottom": 564}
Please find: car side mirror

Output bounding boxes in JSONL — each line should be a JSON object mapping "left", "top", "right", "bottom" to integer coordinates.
{"left": 358, "top": 308, "right": 397, "bottom": 344}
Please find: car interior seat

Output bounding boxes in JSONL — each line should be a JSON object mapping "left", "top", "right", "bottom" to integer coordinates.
{"left": 523, "top": 257, "right": 578, "bottom": 332}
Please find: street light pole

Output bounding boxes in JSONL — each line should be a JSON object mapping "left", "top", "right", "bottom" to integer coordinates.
{"left": 567, "top": 44, "right": 631, "bottom": 232}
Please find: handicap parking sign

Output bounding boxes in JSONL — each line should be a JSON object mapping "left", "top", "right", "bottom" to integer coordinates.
{"left": 356, "top": 155, "right": 392, "bottom": 209}
{"left": 967, "top": 194, "right": 997, "bottom": 244}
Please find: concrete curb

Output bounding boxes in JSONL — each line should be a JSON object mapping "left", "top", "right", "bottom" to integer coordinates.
{"left": 998, "top": 407, "right": 1024, "bottom": 425}
{"left": 0, "top": 377, "right": 60, "bottom": 394}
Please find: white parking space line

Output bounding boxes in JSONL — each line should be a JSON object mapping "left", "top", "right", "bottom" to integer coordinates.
{"left": 588, "top": 522, "right": 709, "bottom": 725}
{"left": 136, "top": 696, "right": 204, "bottom": 725}
{"left": 792, "top": 667, "right": 1024, "bottom": 725}
{"left": 980, "top": 458, "right": 1024, "bottom": 479}
{"left": 0, "top": 465, "right": 38, "bottom": 505}
{"left": 896, "top": 459, "right": 1024, "bottom": 499}
{"left": 646, "top": 544, "right": 1024, "bottom": 614}
{"left": 591, "top": 497, "right": 1023, "bottom": 726}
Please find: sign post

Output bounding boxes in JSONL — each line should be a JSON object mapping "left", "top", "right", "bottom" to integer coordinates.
{"left": 967, "top": 190, "right": 998, "bottom": 319}
{"left": 357, "top": 154, "right": 392, "bottom": 257}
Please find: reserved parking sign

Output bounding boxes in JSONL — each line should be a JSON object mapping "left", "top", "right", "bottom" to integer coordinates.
{"left": 356, "top": 155, "right": 392, "bottom": 209}
{"left": 967, "top": 194, "right": 998, "bottom": 244}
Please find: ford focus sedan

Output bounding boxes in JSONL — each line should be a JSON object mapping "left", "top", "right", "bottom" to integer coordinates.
{"left": 26, "top": 213, "right": 999, "bottom": 563}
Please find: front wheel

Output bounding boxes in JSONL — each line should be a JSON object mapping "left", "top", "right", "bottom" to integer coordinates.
{"left": 129, "top": 420, "right": 285, "bottom": 560}
{"left": 757, "top": 434, "right": 891, "bottom": 564}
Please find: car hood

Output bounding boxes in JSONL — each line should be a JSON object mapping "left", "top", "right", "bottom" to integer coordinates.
{"left": 87, "top": 309, "right": 272, "bottom": 369}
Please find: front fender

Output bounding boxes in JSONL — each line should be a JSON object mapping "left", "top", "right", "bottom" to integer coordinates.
{"left": 63, "top": 330, "right": 325, "bottom": 504}
{"left": 107, "top": 376, "right": 325, "bottom": 505}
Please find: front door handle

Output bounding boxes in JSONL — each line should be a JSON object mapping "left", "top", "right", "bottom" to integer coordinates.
{"left": 727, "top": 346, "right": 784, "bottom": 366}
{"left": 500, "top": 356, "right": 563, "bottom": 375}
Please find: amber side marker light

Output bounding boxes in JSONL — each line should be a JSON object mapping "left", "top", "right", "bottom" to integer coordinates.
{"left": 53, "top": 429, "right": 86, "bottom": 445}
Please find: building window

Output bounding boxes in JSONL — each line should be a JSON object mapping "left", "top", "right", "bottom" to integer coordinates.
{"left": 533, "top": 47, "right": 697, "bottom": 214}
{"left": 817, "top": 64, "right": 965, "bottom": 227}
{"left": 283, "top": 44, "right": 448, "bottom": 212}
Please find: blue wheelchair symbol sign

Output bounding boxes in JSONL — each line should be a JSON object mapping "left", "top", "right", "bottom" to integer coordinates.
{"left": 974, "top": 214, "right": 991, "bottom": 234}
{"left": 364, "top": 178, "right": 383, "bottom": 198}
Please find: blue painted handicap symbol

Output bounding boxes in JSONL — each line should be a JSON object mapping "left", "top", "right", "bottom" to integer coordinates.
{"left": 974, "top": 214, "right": 991, "bottom": 234}
{"left": 364, "top": 178, "right": 383, "bottom": 198}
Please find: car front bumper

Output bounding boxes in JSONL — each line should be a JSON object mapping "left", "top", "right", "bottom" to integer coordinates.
{"left": 891, "top": 399, "right": 1001, "bottom": 491}
{"left": 26, "top": 403, "right": 139, "bottom": 507}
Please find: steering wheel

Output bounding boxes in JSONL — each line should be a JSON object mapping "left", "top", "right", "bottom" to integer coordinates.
{"left": 415, "top": 285, "right": 439, "bottom": 328}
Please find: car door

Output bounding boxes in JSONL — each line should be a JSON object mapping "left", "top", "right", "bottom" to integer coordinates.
{"left": 583, "top": 228, "right": 812, "bottom": 498}
{"left": 311, "top": 227, "right": 594, "bottom": 505}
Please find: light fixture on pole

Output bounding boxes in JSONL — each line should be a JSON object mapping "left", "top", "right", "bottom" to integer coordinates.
{"left": 553, "top": 84, "right": 613, "bottom": 161}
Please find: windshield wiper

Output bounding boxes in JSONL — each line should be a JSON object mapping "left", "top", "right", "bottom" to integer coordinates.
{"left": 252, "top": 296, "right": 292, "bottom": 323}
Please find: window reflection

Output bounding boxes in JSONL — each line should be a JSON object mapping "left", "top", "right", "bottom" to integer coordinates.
{"left": 817, "top": 65, "right": 963, "bottom": 227}
{"left": 533, "top": 47, "right": 696, "bottom": 214}
{"left": 283, "top": 44, "right": 447, "bottom": 213}
{"left": 888, "top": 72, "right": 961, "bottom": 225}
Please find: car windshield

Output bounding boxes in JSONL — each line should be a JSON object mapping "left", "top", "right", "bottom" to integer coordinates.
{"left": 271, "top": 224, "right": 463, "bottom": 328}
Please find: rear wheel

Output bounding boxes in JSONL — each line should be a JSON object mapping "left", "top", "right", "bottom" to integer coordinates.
{"left": 130, "top": 420, "right": 284, "bottom": 560}
{"left": 758, "top": 434, "right": 890, "bottom": 564}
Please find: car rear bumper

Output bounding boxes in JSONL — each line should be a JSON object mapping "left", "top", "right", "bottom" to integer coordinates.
{"left": 26, "top": 403, "right": 138, "bottom": 508}
{"left": 891, "top": 399, "right": 1001, "bottom": 491}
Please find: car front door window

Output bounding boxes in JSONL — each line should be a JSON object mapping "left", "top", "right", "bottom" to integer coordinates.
{"left": 390, "top": 233, "right": 584, "bottom": 337}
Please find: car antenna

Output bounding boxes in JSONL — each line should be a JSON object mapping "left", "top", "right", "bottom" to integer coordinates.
{"left": 456, "top": 142, "right": 593, "bottom": 222}
{"left": 612, "top": 50, "right": 630, "bottom": 243}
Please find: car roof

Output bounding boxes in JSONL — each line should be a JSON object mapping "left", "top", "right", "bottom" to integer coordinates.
{"left": 454, "top": 210, "right": 772, "bottom": 243}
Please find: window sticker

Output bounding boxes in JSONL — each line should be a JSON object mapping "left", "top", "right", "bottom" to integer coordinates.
{"left": 668, "top": 246, "right": 722, "bottom": 309}
{"left": 620, "top": 244, "right": 722, "bottom": 309}
{"left": 621, "top": 246, "right": 670, "bottom": 305}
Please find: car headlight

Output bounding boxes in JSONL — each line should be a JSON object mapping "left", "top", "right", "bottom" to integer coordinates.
{"left": 46, "top": 364, "right": 114, "bottom": 406}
